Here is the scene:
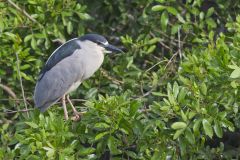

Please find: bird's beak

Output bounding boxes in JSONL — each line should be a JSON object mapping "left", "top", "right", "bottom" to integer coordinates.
{"left": 104, "top": 44, "right": 123, "bottom": 53}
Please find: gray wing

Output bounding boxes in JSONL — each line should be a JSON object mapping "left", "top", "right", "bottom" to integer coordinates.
{"left": 34, "top": 49, "right": 84, "bottom": 112}
{"left": 38, "top": 38, "right": 81, "bottom": 81}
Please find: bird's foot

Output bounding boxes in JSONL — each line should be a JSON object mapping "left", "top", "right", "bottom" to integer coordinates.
{"left": 71, "top": 111, "right": 86, "bottom": 121}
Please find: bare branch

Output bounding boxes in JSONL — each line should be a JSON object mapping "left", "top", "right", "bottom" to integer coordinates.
{"left": 178, "top": 27, "right": 182, "bottom": 60}
{"left": 15, "top": 52, "right": 29, "bottom": 118}
{"left": 0, "top": 83, "right": 19, "bottom": 105}
{"left": 100, "top": 68, "right": 123, "bottom": 85}
{"left": 164, "top": 51, "right": 179, "bottom": 70}
{"left": 0, "top": 83, "right": 17, "bottom": 99}
{"left": 4, "top": 108, "right": 34, "bottom": 114}
{"left": 145, "top": 60, "right": 168, "bottom": 73}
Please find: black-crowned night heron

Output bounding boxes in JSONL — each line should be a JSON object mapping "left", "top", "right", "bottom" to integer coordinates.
{"left": 34, "top": 34, "right": 122, "bottom": 120}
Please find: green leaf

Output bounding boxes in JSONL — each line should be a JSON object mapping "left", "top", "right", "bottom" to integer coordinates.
{"left": 171, "top": 122, "right": 187, "bottom": 130}
{"left": 129, "top": 101, "right": 140, "bottom": 116}
{"left": 199, "top": 12, "right": 204, "bottom": 20}
{"left": 206, "top": 7, "right": 215, "bottom": 17}
{"left": 151, "top": 5, "right": 166, "bottom": 12}
{"left": 146, "top": 45, "right": 156, "bottom": 54}
{"left": 179, "top": 76, "right": 190, "bottom": 85}
{"left": 78, "top": 147, "right": 95, "bottom": 156}
{"left": 173, "top": 128, "right": 185, "bottom": 139}
{"left": 181, "top": 110, "right": 187, "bottom": 122}
{"left": 43, "top": 147, "right": 55, "bottom": 158}
{"left": 31, "top": 37, "right": 37, "bottom": 49}
{"left": 152, "top": 92, "right": 166, "bottom": 97}
{"left": 25, "top": 122, "right": 38, "bottom": 129}
{"left": 166, "top": 7, "right": 178, "bottom": 15}
{"left": 173, "top": 82, "right": 179, "bottom": 99}
{"left": 126, "top": 151, "right": 138, "bottom": 159}
{"left": 67, "top": 21, "right": 73, "bottom": 34}
{"left": 94, "top": 123, "right": 110, "bottom": 129}
{"left": 167, "top": 83, "right": 175, "bottom": 105}
{"left": 24, "top": 34, "right": 33, "bottom": 43}
{"left": 206, "top": 18, "right": 217, "bottom": 28}
{"left": 214, "top": 121, "right": 223, "bottom": 138}
{"left": 77, "top": 13, "right": 91, "bottom": 20}
{"left": 147, "top": 38, "right": 160, "bottom": 45}
{"left": 185, "top": 128, "right": 195, "bottom": 144}
{"left": 230, "top": 68, "right": 240, "bottom": 78}
{"left": 20, "top": 64, "right": 31, "bottom": 70}
{"left": 193, "top": 119, "right": 201, "bottom": 134}
{"left": 107, "top": 136, "right": 121, "bottom": 155}
{"left": 222, "top": 119, "right": 235, "bottom": 132}
{"left": 161, "top": 11, "right": 169, "bottom": 32}
{"left": 95, "top": 131, "right": 109, "bottom": 141}
{"left": 20, "top": 72, "right": 32, "bottom": 81}
{"left": 202, "top": 119, "right": 213, "bottom": 138}
{"left": 177, "top": 87, "right": 187, "bottom": 103}
{"left": 200, "top": 82, "right": 207, "bottom": 95}
{"left": 228, "top": 64, "right": 240, "bottom": 70}
{"left": 177, "top": 14, "right": 186, "bottom": 23}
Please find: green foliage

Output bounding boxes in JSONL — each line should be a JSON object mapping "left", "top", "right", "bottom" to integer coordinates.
{"left": 1, "top": 0, "right": 240, "bottom": 159}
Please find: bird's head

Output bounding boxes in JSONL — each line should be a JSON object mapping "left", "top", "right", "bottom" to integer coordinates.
{"left": 79, "top": 34, "right": 123, "bottom": 54}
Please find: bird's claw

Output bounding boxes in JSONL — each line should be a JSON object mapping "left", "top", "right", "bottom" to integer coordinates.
{"left": 71, "top": 111, "right": 86, "bottom": 121}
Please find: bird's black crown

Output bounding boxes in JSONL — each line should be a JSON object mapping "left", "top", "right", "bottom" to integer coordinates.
{"left": 79, "top": 34, "right": 108, "bottom": 44}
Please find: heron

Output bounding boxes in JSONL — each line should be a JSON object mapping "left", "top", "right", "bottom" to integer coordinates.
{"left": 34, "top": 34, "right": 122, "bottom": 120}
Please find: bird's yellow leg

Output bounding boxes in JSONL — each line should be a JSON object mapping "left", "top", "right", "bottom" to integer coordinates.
{"left": 66, "top": 95, "right": 78, "bottom": 114}
{"left": 66, "top": 95, "right": 85, "bottom": 121}
{"left": 62, "top": 95, "right": 69, "bottom": 120}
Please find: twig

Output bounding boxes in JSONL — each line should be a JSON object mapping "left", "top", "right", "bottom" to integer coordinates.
{"left": 164, "top": 51, "right": 179, "bottom": 70}
{"left": 7, "top": 0, "right": 43, "bottom": 27}
{"left": 100, "top": 68, "right": 123, "bottom": 85}
{"left": 159, "top": 41, "right": 172, "bottom": 51}
{"left": 15, "top": 52, "right": 29, "bottom": 118}
{"left": 145, "top": 60, "right": 168, "bottom": 73}
{"left": 0, "top": 83, "right": 17, "bottom": 100}
{"left": 5, "top": 108, "right": 34, "bottom": 114}
{"left": 0, "top": 83, "right": 19, "bottom": 105}
{"left": 178, "top": 27, "right": 182, "bottom": 60}
{"left": 149, "top": 32, "right": 173, "bottom": 51}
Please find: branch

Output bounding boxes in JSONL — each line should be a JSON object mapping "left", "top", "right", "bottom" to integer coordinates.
{"left": 15, "top": 52, "right": 29, "bottom": 118}
{"left": 164, "top": 50, "right": 179, "bottom": 70}
{"left": 0, "top": 83, "right": 19, "bottom": 105}
{"left": 145, "top": 60, "right": 168, "bottom": 73}
{"left": 178, "top": 27, "right": 182, "bottom": 60}
{"left": 5, "top": 108, "right": 34, "bottom": 114}
{"left": 0, "top": 83, "right": 17, "bottom": 99}
{"left": 100, "top": 68, "right": 123, "bottom": 85}
{"left": 7, "top": 0, "right": 42, "bottom": 27}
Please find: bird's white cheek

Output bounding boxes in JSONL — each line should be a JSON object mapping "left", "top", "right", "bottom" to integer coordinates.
{"left": 104, "top": 50, "right": 112, "bottom": 54}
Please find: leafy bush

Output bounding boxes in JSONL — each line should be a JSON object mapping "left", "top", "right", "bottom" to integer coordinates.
{"left": 0, "top": 0, "right": 240, "bottom": 159}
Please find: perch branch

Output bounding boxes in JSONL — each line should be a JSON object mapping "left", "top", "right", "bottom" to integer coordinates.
{"left": 5, "top": 108, "right": 34, "bottom": 114}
